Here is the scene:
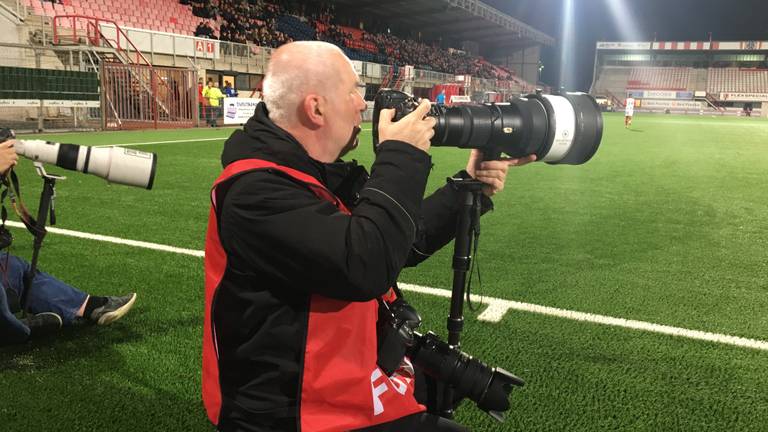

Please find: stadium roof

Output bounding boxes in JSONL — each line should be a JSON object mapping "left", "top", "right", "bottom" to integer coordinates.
{"left": 331, "top": 0, "right": 555, "bottom": 49}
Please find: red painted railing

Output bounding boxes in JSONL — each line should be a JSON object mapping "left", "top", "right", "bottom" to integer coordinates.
{"left": 52, "top": 15, "right": 151, "bottom": 67}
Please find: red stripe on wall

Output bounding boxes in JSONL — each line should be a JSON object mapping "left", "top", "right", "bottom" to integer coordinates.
{"left": 671, "top": 42, "right": 678, "bottom": 49}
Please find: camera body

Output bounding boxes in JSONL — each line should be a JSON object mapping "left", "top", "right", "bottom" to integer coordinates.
{"left": 371, "top": 90, "right": 444, "bottom": 153}
{"left": 377, "top": 298, "right": 524, "bottom": 421}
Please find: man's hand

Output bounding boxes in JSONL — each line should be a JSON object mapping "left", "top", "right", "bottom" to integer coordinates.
{"left": 466, "top": 149, "right": 536, "bottom": 197}
{"left": 377, "top": 99, "right": 436, "bottom": 153}
{"left": 0, "top": 140, "right": 19, "bottom": 174}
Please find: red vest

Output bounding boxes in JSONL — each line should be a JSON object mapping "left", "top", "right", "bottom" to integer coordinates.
{"left": 203, "top": 159, "right": 424, "bottom": 431}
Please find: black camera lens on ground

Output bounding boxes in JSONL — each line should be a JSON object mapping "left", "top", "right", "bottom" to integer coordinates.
{"left": 372, "top": 89, "right": 603, "bottom": 164}
{"left": 377, "top": 299, "right": 524, "bottom": 422}
{"left": 409, "top": 331, "right": 525, "bottom": 422}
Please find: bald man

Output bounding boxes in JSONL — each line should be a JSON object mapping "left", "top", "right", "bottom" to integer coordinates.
{"left": 203, "top": 41, "right": 533, "bottom": 432}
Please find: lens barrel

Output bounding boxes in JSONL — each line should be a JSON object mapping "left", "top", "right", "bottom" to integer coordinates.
{"left": 14, "top": 140, "right": 157, "bottom": 189}
{"left": 409, "top": 332, "right": 524, "bottom": 418}
{"left": 372, "top": 90, "right": 603, "bottom": 165}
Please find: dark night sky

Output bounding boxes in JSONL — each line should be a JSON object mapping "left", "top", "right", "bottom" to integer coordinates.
{"left": 480, "top": 0, "right": 768, "bottom": 91}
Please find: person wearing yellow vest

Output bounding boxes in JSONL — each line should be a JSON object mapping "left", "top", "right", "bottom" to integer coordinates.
{"left": 205, "top": 81, "right": 224, "bottom": 127}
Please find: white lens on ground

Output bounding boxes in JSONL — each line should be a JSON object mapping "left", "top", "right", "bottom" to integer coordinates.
{"left": 541, "top": 95, "right": 577, "bottom": 163}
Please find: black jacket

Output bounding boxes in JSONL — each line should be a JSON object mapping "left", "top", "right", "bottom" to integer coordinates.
{"left": 212, "top": 103, "right": 490, "bottom": 431}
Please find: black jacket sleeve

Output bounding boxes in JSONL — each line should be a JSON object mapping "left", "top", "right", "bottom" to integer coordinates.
{"left": 404, "top": 171, "right": 494, "bottom": 267}
{"left": 218, "top": 141, "right": 431, "bottom": 302}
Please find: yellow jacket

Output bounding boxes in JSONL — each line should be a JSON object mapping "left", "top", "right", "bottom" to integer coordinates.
{"left": 206, "top": 87, "right": 224, "bottom": 107}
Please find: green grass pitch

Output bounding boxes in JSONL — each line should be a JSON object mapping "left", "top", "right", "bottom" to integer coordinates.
{"left": 1, "top": 112, "right": 767, "bottom": 431}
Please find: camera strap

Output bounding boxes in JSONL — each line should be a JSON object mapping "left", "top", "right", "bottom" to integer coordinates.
{"left": 0, "top": 168, "right": 43, "bottom": 237}
{"left": 465, "top": 190, "right": 483, "bottom": 312}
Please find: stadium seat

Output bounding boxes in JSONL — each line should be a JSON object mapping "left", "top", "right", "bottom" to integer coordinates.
{"left": 25, "top": 0, "right": 202, "bottom": 35}
{"left": 627, "top": 67, "right": 691, "bottom": 90}
{"left": 707, "top": 67, "right": 768, "bottom": 94}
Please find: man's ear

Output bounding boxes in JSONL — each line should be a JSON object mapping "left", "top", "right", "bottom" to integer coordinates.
{"left": 302, "top": 94, "right": 325, "bottom": 127}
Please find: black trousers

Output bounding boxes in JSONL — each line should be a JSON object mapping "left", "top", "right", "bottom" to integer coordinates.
{"left": 352, "top": 412, "right": 469, "bottom": 432}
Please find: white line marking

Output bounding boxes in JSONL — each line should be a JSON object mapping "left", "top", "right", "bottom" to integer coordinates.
{"left": 94, "top": 128, "right": 371, "bottom": 148}
{"left": 398, "top": 283, "right": 768, "bottom": 351}
{"left": 4, "top": 221, "right": 204, "bottom": 258}
{"left": 6, "top": 222, "right": 766, "bottom": 351}
{"left": 94, "top": 137, "right": 227, "bottom": 148}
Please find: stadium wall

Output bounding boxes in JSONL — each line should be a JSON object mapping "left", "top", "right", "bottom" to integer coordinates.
{"left": 0, "top": 5, "right": 27, "bottom": 67}
{"left": 490, "top": 45, "right": 541, "bottom": 85}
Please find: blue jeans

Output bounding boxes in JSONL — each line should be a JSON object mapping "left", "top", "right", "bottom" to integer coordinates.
{"left": 0, "top": 253, "right": 87, "bottom": 345}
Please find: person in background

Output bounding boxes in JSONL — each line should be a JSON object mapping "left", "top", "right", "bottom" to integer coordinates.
{"left": 223, "top": 80, "right": 238, "bottom": 98}
{"left": 206, "top": 81, "right": 224, "bottom": 127}
{"left": 625, "top": 96, "right": 635, "bottom": 128}
{"left": 436, "top": 89, "right": 446, "bottom": 105}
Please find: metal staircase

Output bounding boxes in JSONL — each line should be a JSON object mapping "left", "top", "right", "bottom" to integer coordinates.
{"left": 51, "top": 15, "right": 195, "bottom": 129}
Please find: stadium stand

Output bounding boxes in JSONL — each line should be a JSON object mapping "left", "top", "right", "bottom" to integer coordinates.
{"left": 590, "top": 42, "right": 768, "bottom": 116}
{"left": 2, "top": 0, "right": 549, "bottom": 130}
{"left": 707, "top": 68, "right": 768, "bottom": 93}
{"left": 627, "top": 67, "right": 691, "bottom": 90}
{"left": 26, "top": 0, "right": 205, "bottom": 35}
{"left": 20, "top": 0, "right": 541, "bottom": 83}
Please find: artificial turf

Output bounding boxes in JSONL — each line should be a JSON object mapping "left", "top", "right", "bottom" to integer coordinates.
{"left": 1, "top": 112, "right": 767, "bottom": 431}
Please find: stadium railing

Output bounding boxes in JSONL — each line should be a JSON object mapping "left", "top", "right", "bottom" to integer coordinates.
{"left": 0, "top": 42, "right": 103, "bottom": 131}
{"left": 0, "top": 0, "right": 27, "bottom": 22}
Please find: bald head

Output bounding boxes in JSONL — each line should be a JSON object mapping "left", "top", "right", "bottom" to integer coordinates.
{"left": 263, "top": 41, "right": 354, "bottom": 125}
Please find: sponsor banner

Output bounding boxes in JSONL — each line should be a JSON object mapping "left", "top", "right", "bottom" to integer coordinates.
{"left": 449, "top": 95, "right": 472, "bottom": 104}
{"left": 401, "top": 65, "right": 414, "bottom": 80}
{"left": 596, "top": 42, "right": 652, "bottom": 50}
{"left": 43, "top": 100, "right": 100, "bottom": 108}
{"left": 223, "top": 97, "right": 260, "bottom": 124}
{"left": 0, "top": 99, "right": 100, "bottom": 108}
{"left": 625, "top": 91, "right": 693, "bottom": 100}
{"left": 719, "top": 92, "right": 768, "bottom": 101}
{"left": 639, "top": 99, "right": 703, "bottom": 110}
{"left": 0, "top": 99, "right": 39, "bottom": 107}
{"left": 694, "top": 91, "right": 708, "bottom": 98}
{"left": 351, "top": 60, "right": 364, "bottom": 75}
{"left": 644, "top": 90, "right": 677, "bottom": 99}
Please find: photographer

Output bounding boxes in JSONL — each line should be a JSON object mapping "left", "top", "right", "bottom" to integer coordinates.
{"left": 0, "top": 139, "right": 137, "bottom": 346}
{"left": 203, "top": 41, "right": 534, "bottom": 432}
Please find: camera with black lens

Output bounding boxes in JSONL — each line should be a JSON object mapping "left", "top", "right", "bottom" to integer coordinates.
{"left": 372, "top": 89, "right": 603, "bottom": 164}
{"left": 377, "top": 298, "right": 524, "bottom": 422}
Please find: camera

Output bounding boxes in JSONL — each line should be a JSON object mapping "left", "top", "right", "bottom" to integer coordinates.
{"left": 372, "top": 89, "right": 603, "bottom": 164}
{"left": 0, "top": 128, "right": 157, "bottom": 189}
{"left": 377, "top": 298, "right": 524, "bottom": 421}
